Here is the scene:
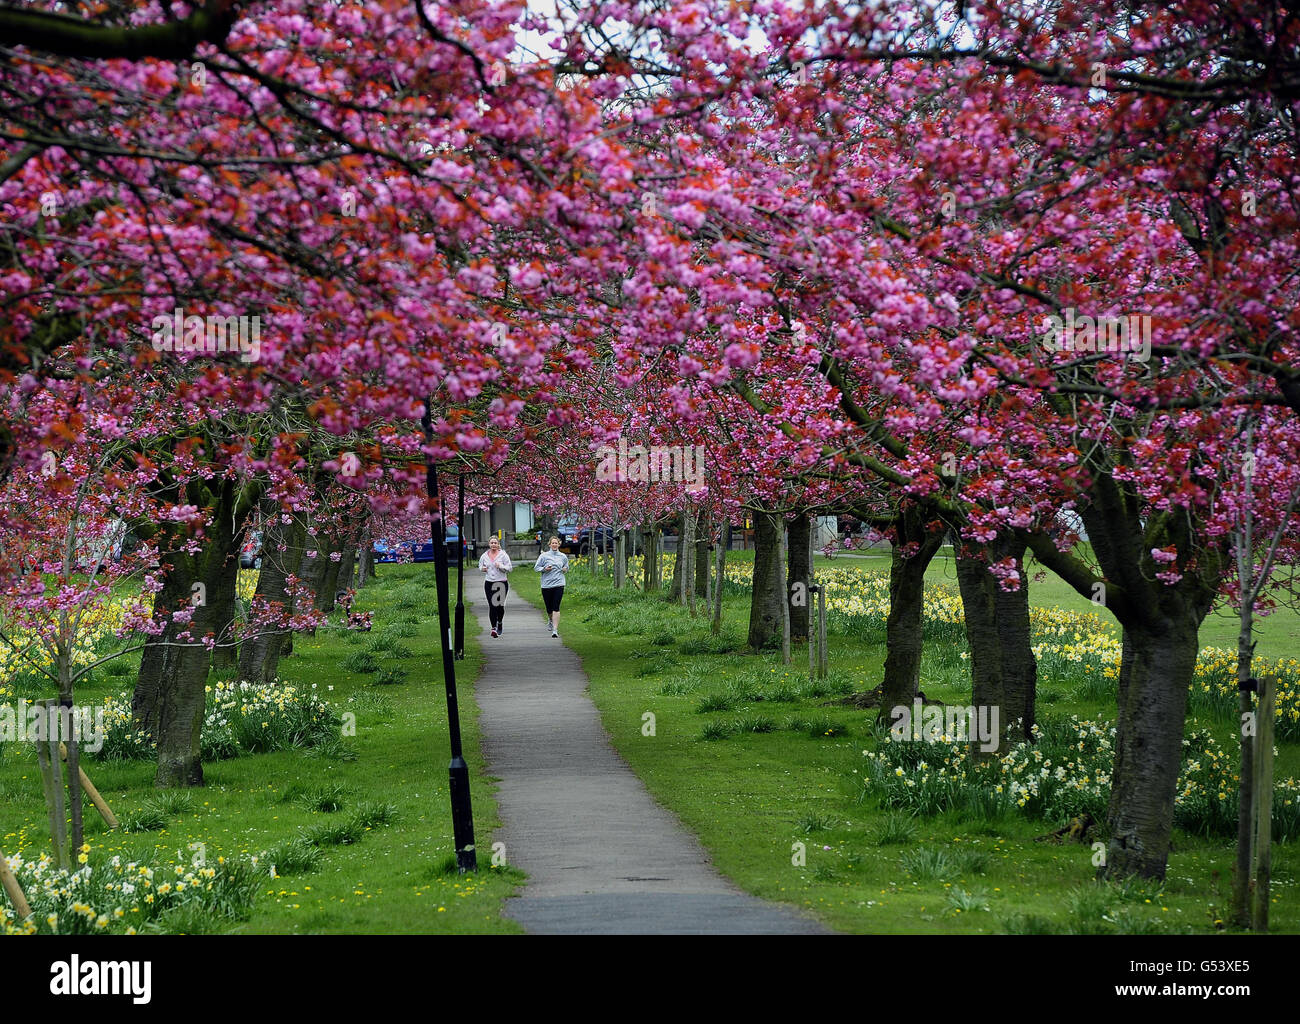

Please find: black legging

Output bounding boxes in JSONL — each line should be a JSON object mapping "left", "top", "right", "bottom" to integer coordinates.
{"left": 485, "top": 580, "right": 509, "bottom": 630}
{"left": 541, "top": 585, "right": 564, "bottom": 615}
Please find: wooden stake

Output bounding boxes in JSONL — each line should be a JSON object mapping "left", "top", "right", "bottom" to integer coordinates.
{"left": 711, "top": 526, "right": 726, "bottom": 635}
{"left": 1253, "top": 674, "right": 1276, "bottom": 932}
{"left": 686, "top": 511, "right": 697, "bottom": 618}
{"left": 59, "top": 743, "right": 119, "bottom": 829}
{"left": 808, "top": 585, "right": 818, "bottom": 681}
{"left": 35, "top": 725, "right": 69, "bottom": 871}
{"left": 0, "top": 847, "right": 31, "bottom": 922}
{"left": 818, "top": 581, "right": 828, "bottom": 678}
{"left": 778, "top": 522, "right": 791, "bottom": 666}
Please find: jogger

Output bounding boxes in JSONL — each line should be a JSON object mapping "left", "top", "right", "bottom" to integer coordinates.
{"left": 478, "top": 536, "right": 513, "bottom": 637}
{"left": 534, "top": 535, "right": 570, "bottom": 638}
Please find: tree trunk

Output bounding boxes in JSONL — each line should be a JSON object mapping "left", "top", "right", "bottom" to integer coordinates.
{"left": 133, "top": 566, "right": 189, "bottom": 735}
{"left": 336, "top": 544, "right": 357, "bottom": 595}
{"left": 954, "top": 538, "right": 1005, "bottom": 754}
{"left": 208, "top": 539, "right": 242, "bottom": 670}
{"left": 642, "top": 524, "right": 657, "bottom": 593}
{"left": 667, "top": 512, "right": 687, "bottom": 601}
{"left": 282, "top": 524, "right": 321, "bottom": 653}
{"left": 711, "top": 523, "right": 728, "bottom": 634}
{"left": 694, "top": 511, "right": 710, "bottom": 600}
{"left": 1102, "top": 618, "right": 1202, "bottom": 879}
{"left": 297, "top": 535, "right": 332, "bottom": 634}
{"left": 237, "top": 507, "right": 303, "bottom": 686}
{"left": 747, "top": 510, "right": 784, "bottom": 651}
{"left": 787, "top": 514, "right": 811, "bottom": 640}
{"left": 684, "top": 511, "right": 696, "bottom": 613}
{"left": 1023, "top": 468, "right": 1226, "bottom": 880}
{"left": 875, "top": 508, "right": 946, "bottom": 725}
{"left": 992, "top": 531, "right": 1036, "bottom": 741}
{"left": 315, "top": 544, "right": 344, "bottom": 614}
{"left": 1230, "top": 591, "right": 1257, "bottom": 925}
{"left": 357, "top": 540, "right": 374, "bottom": 587}
{"left": 778, "top": 521, "right": 790, "bottom": 664}
{"left": 137, "top": 478, "right": 245, "bottom": 787}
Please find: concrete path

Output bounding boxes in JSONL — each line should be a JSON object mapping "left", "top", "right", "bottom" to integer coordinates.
{"left": 468, "top": 585, "right": 829, "bottom": 935}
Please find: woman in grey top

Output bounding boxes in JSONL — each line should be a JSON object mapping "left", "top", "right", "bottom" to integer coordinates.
{"left": 534, "top": 535, "right": 570, "bottom": 638}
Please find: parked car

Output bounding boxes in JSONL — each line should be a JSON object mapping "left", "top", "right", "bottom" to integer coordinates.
{"left": 376, "top": 527, "right": 467, "bottom": 564}
{"left": 556, "top": 518, "right": 615, "bottom": 556}
{"left": 239, "top": 529, "right": 264, "bottom": 569}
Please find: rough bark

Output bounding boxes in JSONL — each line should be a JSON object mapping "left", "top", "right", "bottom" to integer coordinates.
{"left": 954, "top": 539, "right": 1005, "bottom": 754}
{"left": 336, "top": 544, "right": 357, "bottom": 595}
{"left": 992, "top": 532, "right": 1037, "bottom": 741}
{"left": 1103, "top": 619, "right": 1202, "bottom": 879}
{"left": 357, "top": 540, "right": 374, "bottom": 587}
{"left": 875, "top": 507, "right": 946, "bottom": 726}
{"left": 236, "top": 508, "right": 303, "bottom": 685}
{"left": 1025, "top": 473, "right": 1224, "bottom": 879}
{"left": 684, "top": 512, "right": 696, "bottom": 613}
{"left": 694, "top": 511, "right": 710, "bottom": 600}
{"left": 641, "top": 524, "right": 658, "bottom": 593}
{"left": 667, "top": 511, "right": 687, "bottom": 601}
{"left": 786, "top": 514, "right": 811, "bottom": 640}
{"left": 711, "top": 522, "right": 729, "bottom": 635}
{"left": 133, "top": 567, "right": 188, "bottom": 733}
{"left": 747, "top": 510, "right": 785, "bottom": 651}
{"left": 207, "top": 540, "right": 241, "bottom": 670}
{"left": 134, "top": 477, "right": 246, "bottom": 787}
{"left": 297, "top": 535, "right": 332, "bottom": 634}
{"left": 315, "top": 543, "right": 345, "bottom": 614}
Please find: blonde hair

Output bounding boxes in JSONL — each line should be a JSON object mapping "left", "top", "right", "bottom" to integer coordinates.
{"left": 549, "top": 535, "right": 561, "bottom": 544}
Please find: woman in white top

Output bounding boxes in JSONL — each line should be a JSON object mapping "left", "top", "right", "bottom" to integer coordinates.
{"left": 478, "top": 536, "right": 514, "bottom": 637}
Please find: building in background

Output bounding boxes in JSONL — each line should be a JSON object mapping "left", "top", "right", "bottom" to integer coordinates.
{"left": 462, "top": 501, "right": 534, "bottom": 545}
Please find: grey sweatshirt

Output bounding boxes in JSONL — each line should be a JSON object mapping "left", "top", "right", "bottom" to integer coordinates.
{"left": 533, "top": 550, "right": 569, "bottom": 588}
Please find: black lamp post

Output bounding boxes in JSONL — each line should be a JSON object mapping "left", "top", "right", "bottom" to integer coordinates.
{"left": 423, "top": 399, "right": 477, "bottom": 872}
{"left": 455, "top": 473, "right": 466, "bottom": 659}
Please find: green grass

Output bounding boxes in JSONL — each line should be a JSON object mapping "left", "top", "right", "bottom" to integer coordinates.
{"left": 510, "top": 558, "right": 1300, "bottom": 935}
{"left": 0, "top": 564, "right": 522, "bottom": 935}
{"left": 10, "top": 543, "right": 1297, "bottom": 935}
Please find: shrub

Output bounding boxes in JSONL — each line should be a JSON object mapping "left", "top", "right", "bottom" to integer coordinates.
{"left": 303, "top": 819, "right": 363, "bottom": 847}
{"left": 281, "top": 782, "right": 347, "bottom": 813}
{"left": 696, "top": 692, "right": 736, "bottom": 713}
{"left": 900, "top": 847, "right": 956, "bottom": 881}
{"left": 946, "top": 886, "right": 991, "bottom": 913}
{"left": 1001, "top": 913, "right": 1058, "bottom": 935}
{"left": 120, "top": 804, "right": 168, "bottom": 833}
{"left": 796, "top": 812, "right": 839, "bottom": 833}
{"left": 342, "top": 651, "right": 380, "bottom": 674}
{"left": 262, "top": 839, "right": 323, "bottom": 876}
{"left": 872, "top": 812, "right": 918, "bottom": 846}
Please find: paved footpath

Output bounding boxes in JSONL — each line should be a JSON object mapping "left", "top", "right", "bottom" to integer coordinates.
{"left": 468, "top": 586, "right": 829, "bottom": 935}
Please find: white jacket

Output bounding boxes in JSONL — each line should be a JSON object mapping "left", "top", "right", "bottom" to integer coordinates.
{"left": 479, "top": 550, "right": 513, "bottom": 582}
